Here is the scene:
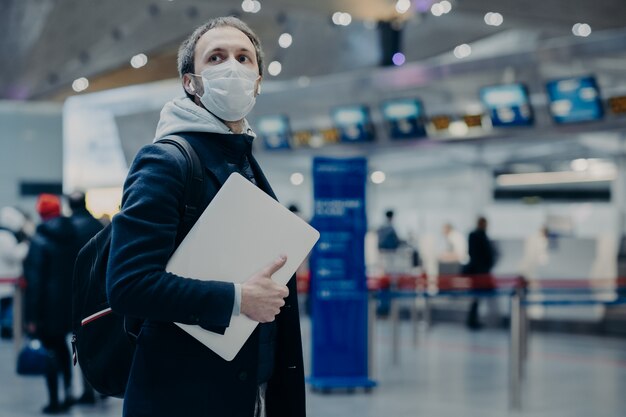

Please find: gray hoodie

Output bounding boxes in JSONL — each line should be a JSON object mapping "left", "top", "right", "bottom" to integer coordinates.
{"left": 154, "top": 97, "right": 255, "bottom": 142}
{"left": 153, "top": 96, "right": 253, "bottom": 316}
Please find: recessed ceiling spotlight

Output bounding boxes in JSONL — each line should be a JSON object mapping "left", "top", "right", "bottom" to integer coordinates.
{"left": 453, "top": 43, "right": 472, "bottom": 59}
{"left": 242, "top": 0, "right": 254, "bottom": 12}
{"left": 72, "top": 77, "right": 89, "bottom": 93}
{"left": 392, "top": 52, "right": 406, "bottom": 66}
{"left": 371, "top": 171, "right": 386, "bottom": 184}
{"left": 290, "top": 173, "right": 304, "bottom": 186}
{"left": 440, "top": 1, "right": 452, "bottom": 13}
{"left": 485, "top": 12, "right": 504, "bottom": 26}
{"left": 431, "top": 3, "right": 444, "bottom": 16}
{"left": 573, "top": 23, "right": 592, "bottom": 37}
{"left": 278, "top": 33, "right": 293, "bottom": 48}
{"left": 268, "top": 61, "right": 282, "bottom": 76}
{"left": 130, "top": 53, "right": 148, "bottom": 69}
{"left": 396, "top": 0, "right": 411, "bottom": 14}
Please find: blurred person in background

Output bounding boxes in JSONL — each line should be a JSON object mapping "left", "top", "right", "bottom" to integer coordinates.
{"left": 519, "top": 226, "right": 549, "bottom": 280}
{"left": 0, "top": 206, "right": 30, "bottom": 283}
{"left": 67, "top": 191, "right": 104, "bottom": 405}
{"left": 377, "top": 209, "right": 402, "bottom": 276}
{"left": 377, "top": 209, "right": 400, "bottom": 251}
{"left": 439, "top": 223, "right": 468, "bottom": 264}
{"left": 438, "top": 222, "right": 468, "bottom": 276}
{"left": 462, "top": 216, "right": 497, "bottom": 329}
{"left": 0, "top": 206, "right": 30, "bottom": 338}
{"left": 23, "top": 194, "right": 78, "bottom": 414}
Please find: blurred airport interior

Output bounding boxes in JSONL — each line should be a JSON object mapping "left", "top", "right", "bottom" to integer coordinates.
{"left": 1, "top": 1, "right": 626, "bottom": 416}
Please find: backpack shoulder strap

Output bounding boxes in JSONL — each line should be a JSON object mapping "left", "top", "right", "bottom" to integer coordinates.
{"left": 156, "top": 135, "right": 205, "bottom": 238}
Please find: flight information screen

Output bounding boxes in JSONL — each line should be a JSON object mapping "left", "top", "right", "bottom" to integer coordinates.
{"left": 381, "top": 99, "right": 427, "bottom": 139}
{"left": 480, "top": 84, "right": 534, "bottom": 127}
{"left": 546, "top": 76, "right": 604, "bottom": 123}
{"left": 257, "top": 115, "right": 291, "bottom": 150}
{"left": 331, "top": 105, "right": 375, "bottom": 143}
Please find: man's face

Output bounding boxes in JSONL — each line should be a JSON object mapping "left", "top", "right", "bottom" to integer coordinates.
{"left": 184, "top": 26, "right": 261, "bottom": 99}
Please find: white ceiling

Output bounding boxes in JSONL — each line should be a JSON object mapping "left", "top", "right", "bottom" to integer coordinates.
{"left": 2, "top": 0, "right": 625, "bottom": 100}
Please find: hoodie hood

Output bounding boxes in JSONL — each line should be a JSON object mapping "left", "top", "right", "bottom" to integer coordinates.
{"left": 37, "top": 217, "right": 75, "bottom": 244}
{"left": 0, "top": 207, "right": 25, "bottom": 233}
{"left": 154, "top": 97, "right": 255, "bottom": 142}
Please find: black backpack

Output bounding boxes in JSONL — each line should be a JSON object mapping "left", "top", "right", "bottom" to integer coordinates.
{"left": 71, "top": 135, "right": 204, "bottom": 398}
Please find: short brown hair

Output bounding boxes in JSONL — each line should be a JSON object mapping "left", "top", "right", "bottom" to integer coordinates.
{"left": 177, "top": 16, "right": 264, "bottom": 80}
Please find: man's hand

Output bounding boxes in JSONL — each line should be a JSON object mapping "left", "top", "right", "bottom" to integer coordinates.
{"left": 240, "top": 255, "right": 289, "bottom": 323}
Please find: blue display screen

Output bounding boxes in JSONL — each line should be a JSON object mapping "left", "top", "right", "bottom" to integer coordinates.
{"left": 257, "top": 115, "right": 291, "bottom": 150}
{"left": 381, "top": 99, "right": 427, "bottom": 139}
{"left": 546, "top": 76, "right": 603, "bottom": 123}
{"left": 331, "top": 106, "right": 375, "bottom": 143}
{"left": 480, "top": 84, "right": 533, "bottom": 127}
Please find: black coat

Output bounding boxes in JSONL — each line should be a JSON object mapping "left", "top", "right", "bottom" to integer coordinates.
{"left": 107, "top": 132, "right": 306, "bottom": 417}
{"left": 464, "top": 229, "right": 495, "bottom": 274}
{"left": 70, "top": 208, "right": 104, "bottom": 251}
{"left": 24, "top": 216, "right": 78, "bottom": 337}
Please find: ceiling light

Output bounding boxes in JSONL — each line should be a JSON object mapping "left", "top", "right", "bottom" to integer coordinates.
{"left": 431, "top": 3, "right": 444, "bottom": 16}
{"left": 332, "top": 12, "right": 342, "bottom": 25}
{"left": 371, "top": 171, "right": 386, "bottom": 184}
{"left": 268, "top": 61, "right": 282, "bottom": 76}
{"left": 278, "top": 33, "right": 293, "bottom": 48}
{"left": 241, "top": 0, "right": 254, "bottom": 12}
{"left": 485, "top": 12, "right": 503, "bottom": 26}
{"left": 573, "top": 23, "right": 591, "bottom": 37}
{"left": 392, "top": 52, "right": 406, "bottom": 66}
{"left": 440, "top": 1, "right": 452, "bottom": 13}
{"left": 396, "top": 0, "right": 411, "bottom": 14}
{"left": 490, "top": 12, "right": 503, "bottom": 26}
{"left": 130, "top": 53, "right": 148, "bottom": 69}
{"left": 72, "top": 77, "right": 89, "bottom": 93}
{"left": 453, "top": 43, "right": 471, "bottom": 59}
{"left": 290, "top": 173, "right": 304, "bottom": 186}
{"left": 250, "top": 0, "right": 261, "bottom": 13}
{"left": 497, "top": 171, "right": 615, "bottom": 187}
{"left": 339, "top": 12, "right": 352, "bottom": 26}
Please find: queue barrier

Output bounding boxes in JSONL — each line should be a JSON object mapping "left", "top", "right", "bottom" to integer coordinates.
{"left": 364, "top": 274, "right": 626, "bottom": 411}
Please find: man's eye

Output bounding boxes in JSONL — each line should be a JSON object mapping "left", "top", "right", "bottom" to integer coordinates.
{"left": 238, "top": 55, "right": 250, "bottom": 63}
{"left": 209, "top": 55, "right": 222, "bottom": 62}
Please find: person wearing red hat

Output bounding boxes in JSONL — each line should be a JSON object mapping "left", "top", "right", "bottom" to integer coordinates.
{"left": 24, "top": 194, "right": 79, "bottom": 414}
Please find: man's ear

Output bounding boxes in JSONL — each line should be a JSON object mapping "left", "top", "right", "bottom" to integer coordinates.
{"left": 182, "top": 74, "right": 196, "bottom": 96}
{"left": 255, "top": 77, "right": 263, "bottom": 96}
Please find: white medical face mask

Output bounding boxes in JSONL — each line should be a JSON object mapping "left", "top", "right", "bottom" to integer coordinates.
{"left": 193, "top": 60, "right": 260, "bottom": 122}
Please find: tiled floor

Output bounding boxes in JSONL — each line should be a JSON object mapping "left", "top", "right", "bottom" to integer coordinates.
{"left": 1, "top": 318, "right": 625, "bottom": 416}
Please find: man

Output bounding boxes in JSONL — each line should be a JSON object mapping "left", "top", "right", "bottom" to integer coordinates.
{"left": 439, "top": 223, "right": 468, "bottom": 264}
{"left": 106, "top": 17, "right": 305, "bottom": 417}
{"left": 462, "top": 216, "right": 497, "bottom": 329}
{"left": 0, "top": 207, "right": 29, "bottom": 339}
{"left": 67, "top": 192, "right": 104, "bottom": 405}
{"left": 377, "top": 210, "right": 400, "bottom": 251}
{"left": 24, "top": 194, "right": 77, "bottom": 414}
{"left": 438, "top": 223, "right": 468, "bottom": 276}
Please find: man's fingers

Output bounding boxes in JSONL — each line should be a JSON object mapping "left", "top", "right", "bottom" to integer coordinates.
{"left": 278, "top": 285, "right": 289, "bottom": 298}
{"left": 262, "top": 255, "right": 287, "bottom": 277}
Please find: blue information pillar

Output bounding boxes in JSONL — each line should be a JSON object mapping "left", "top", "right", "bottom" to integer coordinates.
{"left": 308, "top": 157, "right": 376, "bottom": 391}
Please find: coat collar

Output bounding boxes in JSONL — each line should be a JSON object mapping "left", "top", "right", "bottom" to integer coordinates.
{"left": 179, "top": 132, "right": 277, "bottom": 201}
